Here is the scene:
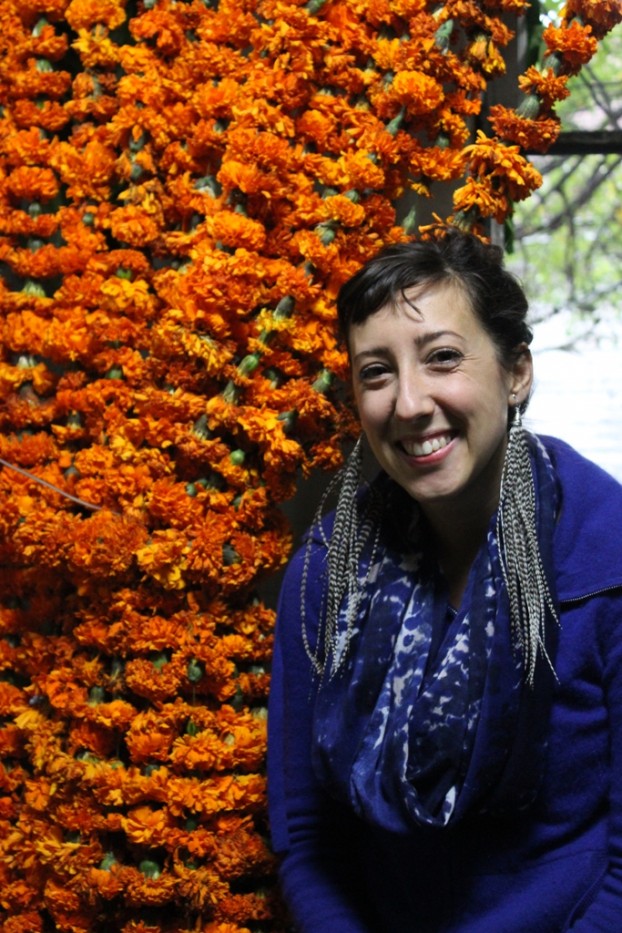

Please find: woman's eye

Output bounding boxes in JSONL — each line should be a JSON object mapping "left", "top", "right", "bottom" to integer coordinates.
{"left": 358, "top": 363, "right": 389, "bottom": 382}
{"left": 428, "top": 348, "right": 462, "bottom": 367}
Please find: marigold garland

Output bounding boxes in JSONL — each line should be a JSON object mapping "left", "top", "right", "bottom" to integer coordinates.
{"left": 0, "top": 0, "right": 620, "bottom": 930}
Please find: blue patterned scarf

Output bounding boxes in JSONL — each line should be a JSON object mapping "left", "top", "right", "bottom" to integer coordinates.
{"left": 312, "top": 434, "right": 560, "bottom": 834}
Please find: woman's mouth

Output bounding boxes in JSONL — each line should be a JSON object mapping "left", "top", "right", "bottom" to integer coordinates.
{"left": 399, "top": 433, "right": 456, "bottom": 457}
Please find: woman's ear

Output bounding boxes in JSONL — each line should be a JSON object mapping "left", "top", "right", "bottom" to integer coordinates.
{"left": 509, "top": 343, "right": 533, "bottom": 406}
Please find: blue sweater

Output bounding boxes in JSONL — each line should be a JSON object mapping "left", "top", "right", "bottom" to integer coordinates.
{"left": 267, "top": 437, "right": 622, "bottom": 932}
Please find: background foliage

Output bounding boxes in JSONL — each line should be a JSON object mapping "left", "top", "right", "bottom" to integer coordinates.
{"left": 509, "top": 23, "right": 622, "bottom": 322}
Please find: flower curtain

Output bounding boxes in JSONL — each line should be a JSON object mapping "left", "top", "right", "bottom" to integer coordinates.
{"left": 0, "top": 0, "right": 620, "bottom": 930}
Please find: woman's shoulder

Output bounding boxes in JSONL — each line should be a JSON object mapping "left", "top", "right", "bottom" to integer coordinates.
{"left": 540, "top": 434, "right": 622, "bottom": 599}
{"left": 541, "top": 434, "right": 622, "bottom": 488}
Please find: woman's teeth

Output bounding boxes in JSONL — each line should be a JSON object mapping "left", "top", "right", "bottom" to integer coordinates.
{"left": 402, "top": 434, "right": 453, "bottom": 457}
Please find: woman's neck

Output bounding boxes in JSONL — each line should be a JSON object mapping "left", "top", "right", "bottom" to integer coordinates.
{"left": 424, "top": 504, "right": 495, "bottom": 609}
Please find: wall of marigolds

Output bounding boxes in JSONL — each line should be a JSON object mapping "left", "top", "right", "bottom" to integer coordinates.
{"left": 0, "top": 0, "right": 620, "bottom": 930}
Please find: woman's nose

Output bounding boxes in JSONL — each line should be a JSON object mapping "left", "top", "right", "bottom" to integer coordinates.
{"left": 394, "top": 370, "right": 434, "bottom": 421}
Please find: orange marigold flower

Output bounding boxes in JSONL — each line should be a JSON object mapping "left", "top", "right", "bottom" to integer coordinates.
{"left": 65, "top": 0, "right": 127, "bottom": 30}
{"left": 67, "top": 511, "right": 148, "bottom": 578}
{"left": 207, "top": 211, "right": 267, "bottom": 252}
{"left": 31, "top": 24, "right": 70, "bottom": 61}
{"left": 6, "top": 166, "right": 60, "bottom": 203}
{"left": 124, "top": 656, "right": 183, "bottom": 702}
{"left": 12, "top": 99, "right": 69, "bottom": 133}
{"left": 543, "top": 20, "right": 598, "bottom": 72}
{"left": 171, "top": 706, "right": 266, "bottom": 771}
{"left": 67, "top": 720, "right": 117, "bottom": 759}
{"left": 1, "top": 125, "right": 53, "bottom": 166}
{"left": 23, "top": 777, "right": 54, "bottom": 812}
{"left": 122, "top": 611, "right": 190, "bottom": 654}
{"left": 146, "top": 478, "right": 204, "bottom": 529}
{"left": 296, "top": 109, "right": 338, "bottom": 149}
{"left": 0, "top": 725, "right": 23, "bottom": 757}
{"left": 12, "top": 64, "right": 72, "bottom": 101}
{"left": 0, "top": 681, "right": 26, "bottom": 715}
{"left": 99, "top": 275, "right": 158, "bottom": 318}
{"left": 415, "top": 146, "right": 469, "bottom": 183}
{"left": 129, "top": 7, "right": 189, "bottom": 56}
{"left": 487, "top": 0, "right": 529, "bottom": 9}
{"left": 565, "top": 0, "right": 622, "bottom": 39}
{"left": 122, "top": 805, "right": 178, "bottom": 847}
{"left": 193, "top": 76, "right": 241, "bottom": 119}
{"left": 236, "top": 671, "right": 271, "bottom": 704}
{"left": 43, "top": 879, "right": 87, "bottom": 920}
{"left": 203, "top": 923, "right": 251, "bottom": 933}
{"left": 217, "top": 160, "right": 277, "bottom": 199}
{"left": 125, "top": 710, "right": 178, "bottom": 764}
{"left": 341, "top": 149, "right": 388, "bottom": 190}
{"left": 49, "top": 139, "right": 117, "bottom": 201}
{"left": 123, "top": 870, "right": 179, "bottom": 908}
{"left": 321, "top": 194, "right": 366, "bottom": 228}
{"left": 466, "top": 35, "right": 506, "bottom": 77}
{"left": 488, "top": 105, "right": 561, "bottom": 153}
{"left": 206, "top": 773, "right": 266, "bottom": 815}
{"left": 446, "top": 1, "right": 515, "bottom": 43}
{"left": 518, "top": 67, "right": 570, "bottom": 107}
{"left": 83, "top": 866, "right": 126, "bottom": 901}
{"left": 84, "top": 698, "right": 137, "bottom": 730}
{"left": 42, "top": 669, "right": 89, "bottom": 714}
{"left": 452, "top": 177, "right": 508, "bottom": 224}
{"left": 72, "top": 27, "right": 121, "bottom": 68}
{"left": 107, "top": 205, "right": 162, "bottom": 248}
{"left": 171, "top": 730, "right": 235, "bottom": 772}
{"left": 135, "top": 530, "right": 189, "bottom": 590}
{"left": 0, "top": 877, "right": 37, "bottom": 912}
{"left": 2, "top": 911, "right": 44, "bottom": 933}
{"left": 463, "top": 132, "right": 543, "bottom": 201}
{"left": 390, "top": 71, "right": 444, "bottom": 116}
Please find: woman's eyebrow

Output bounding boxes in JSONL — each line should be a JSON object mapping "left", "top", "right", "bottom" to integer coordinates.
{"left": 352, "top": 346, "right": 390, "bottom": 364}
{"left": 414, "top": 329, "right": 464, "bottom": 347}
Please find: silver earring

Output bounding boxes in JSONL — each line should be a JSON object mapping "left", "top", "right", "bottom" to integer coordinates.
{"left": 496, "top": 406, "right": 558, "bottom": 686}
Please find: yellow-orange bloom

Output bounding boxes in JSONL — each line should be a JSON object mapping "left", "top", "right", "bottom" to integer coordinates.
{"left": 389, "top": 70, "right": 445, "bottom": 114}
{"left": 462, "top": 133, "right": 543, "bottom": 202}
{"left": 518, "top": 67, "right": 570, "bottom": 107}
{"left": 6, "top": 166, "right": 59, "bottom": 203}
{"left": 543, "top": 21, "right": 598, "bottom": 71}
{"left": 72, "top": 27, "right": 121, "bottom": 68}
{"left": 107, "top": 206, "right": 162, "bottom": 248}
{"left": 207, "top": 211, "right": 267, "bottom": 252}
{"left": 65, "top": 0, "right": 127, "bottom": 30}
{"left": 488, "top": 106, "right": 561, "bottom": 153}
{"left": 565, "top": 0, "right": 622, "bottom": 39}
{"left": 466, "top": 36, "right": 506, "bottom": 77}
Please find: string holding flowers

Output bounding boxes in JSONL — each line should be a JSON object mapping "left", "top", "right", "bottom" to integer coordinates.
{"left": 1, "top": 0, "right": 621, "bottom": 930}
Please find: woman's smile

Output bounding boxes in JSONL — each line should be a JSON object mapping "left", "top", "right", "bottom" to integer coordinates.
{"left": 398, "top": 431, "right": 458, "bottom": 460}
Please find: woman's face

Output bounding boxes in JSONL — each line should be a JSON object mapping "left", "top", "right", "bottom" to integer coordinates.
{"left": 348, "top": 280, "right": 532, "bottom": 525}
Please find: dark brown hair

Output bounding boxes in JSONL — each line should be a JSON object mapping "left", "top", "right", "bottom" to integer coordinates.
{"left": 337, "top": 228, "right": 532, "bottom": 366}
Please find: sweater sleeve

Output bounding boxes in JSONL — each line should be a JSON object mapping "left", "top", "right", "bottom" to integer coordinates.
{"left": 567, "top": 590, "right": 622, "bottom": 932}
{"left": 267, "top": 540, "right": 376, "bottom": 932}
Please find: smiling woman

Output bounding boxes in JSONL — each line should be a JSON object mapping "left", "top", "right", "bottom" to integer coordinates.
{"left": 267, "top": 227, "right": 622, "bottom": 932}
{"left": 348, "top": 283, "right": 531, "bottom": 568}
{"left": 341, "top": 236, "right": 534, "bottom": 609}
